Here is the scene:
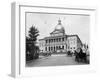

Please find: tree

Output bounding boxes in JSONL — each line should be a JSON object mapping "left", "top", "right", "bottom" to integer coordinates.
{"left": 28, "top": 26, "right": 39, "bottom": 41}
{"left": 26, "top": 37, "right": 30, "bottom": 53}
{"left": 26, "top": 25, "right": 39, "bottom": 61}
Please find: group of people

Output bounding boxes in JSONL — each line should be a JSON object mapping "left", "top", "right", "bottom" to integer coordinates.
{"left": 75, "top": 48, "right": 88, "bottom": 63}
{"left": 67, "top": 48, "right": 89, "bottom": 63}
{"left": 40, "top": 47, "right": 89, "bottom": 63}
{"left": 42, "top": 52, "right": 51, "bottom": 57}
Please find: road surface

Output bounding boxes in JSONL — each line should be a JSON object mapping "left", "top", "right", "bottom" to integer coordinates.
{"left": 26, "top": 54, "right": 88, "bottom": 67}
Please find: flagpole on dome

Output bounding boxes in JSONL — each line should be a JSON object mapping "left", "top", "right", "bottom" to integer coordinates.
{"left": 58, "top": 18, "right": 61, "bottom": 25}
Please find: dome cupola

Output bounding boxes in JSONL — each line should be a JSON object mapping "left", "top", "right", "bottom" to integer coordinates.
{"left": 50, "top": 19, "right": 65, "bottom": 36}
{"left": 55, "top": 19, "right": 65, "bottom": 33}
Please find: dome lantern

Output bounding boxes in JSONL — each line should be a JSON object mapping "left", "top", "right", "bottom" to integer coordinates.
{"left": 58, "top": 19, "right": 61, "bottom": 25}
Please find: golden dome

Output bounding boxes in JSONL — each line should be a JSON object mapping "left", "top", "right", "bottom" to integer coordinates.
{"left": 50, "top": 19, "right": 65, "bottom": 35}
{"left": 55, "top": 19, "right": 65, "bottom": 33}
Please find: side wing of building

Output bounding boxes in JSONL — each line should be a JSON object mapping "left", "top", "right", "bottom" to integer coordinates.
{"left": 67, "top": 35, "right": 83, "bottom": 53}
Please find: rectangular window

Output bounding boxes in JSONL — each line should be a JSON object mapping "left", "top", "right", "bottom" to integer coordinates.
{"left": 49, "top": 47, "right": 50, "bottom": 51}
{"left": 46, "top": 40, "right": 47, "bottom": 43}
{"left": 62, "top": 38, "right": 64, "bottom": 41}
{"left": 62, "top": 46, "right": 64, "bottom": 49}
{"left": 49, "top": 39, "right": 50, "bottom": 43}
{"left": 45, "top": 47, "right": 47, "bottom": 51}
{"left": 51, "top": 47, "right": 53, "bottom": 51}
{"left": 59, "top": 38, "right": 61, "bottom": 42}
{"left": 56, "top": 38, "right": 58, "bottom": 42}
{"left": 54, "top": 39, "right": 55, "bottom": 42}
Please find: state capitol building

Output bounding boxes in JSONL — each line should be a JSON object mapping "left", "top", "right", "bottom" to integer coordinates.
{"left": 39, "top": 19, "right": 82, "bottom": 53}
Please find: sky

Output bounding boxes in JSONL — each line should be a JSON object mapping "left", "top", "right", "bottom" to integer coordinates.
{"left": 26, "top": 12, "right": 90, "bottom": 45}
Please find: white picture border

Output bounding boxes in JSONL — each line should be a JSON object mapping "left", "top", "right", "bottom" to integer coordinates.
{"left": 11, "top": 2, "right": 97, "bottom": 78}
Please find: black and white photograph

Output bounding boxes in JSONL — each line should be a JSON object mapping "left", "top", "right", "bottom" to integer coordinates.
{"left": 25, "top": 12, "right": 90, "bottom": 67}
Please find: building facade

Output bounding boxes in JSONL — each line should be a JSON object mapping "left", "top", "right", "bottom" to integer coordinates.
{"left": 39, "top": 19, "right": 82, "bottom": 53}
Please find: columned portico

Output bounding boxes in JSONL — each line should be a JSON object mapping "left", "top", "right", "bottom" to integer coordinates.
{"left": 39, "top": 19, "right": 82, "bottom": 53}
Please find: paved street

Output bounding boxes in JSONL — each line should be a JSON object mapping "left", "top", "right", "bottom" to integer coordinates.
{"left": 26, "top": 54, "right": 88, "bottom": 67}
